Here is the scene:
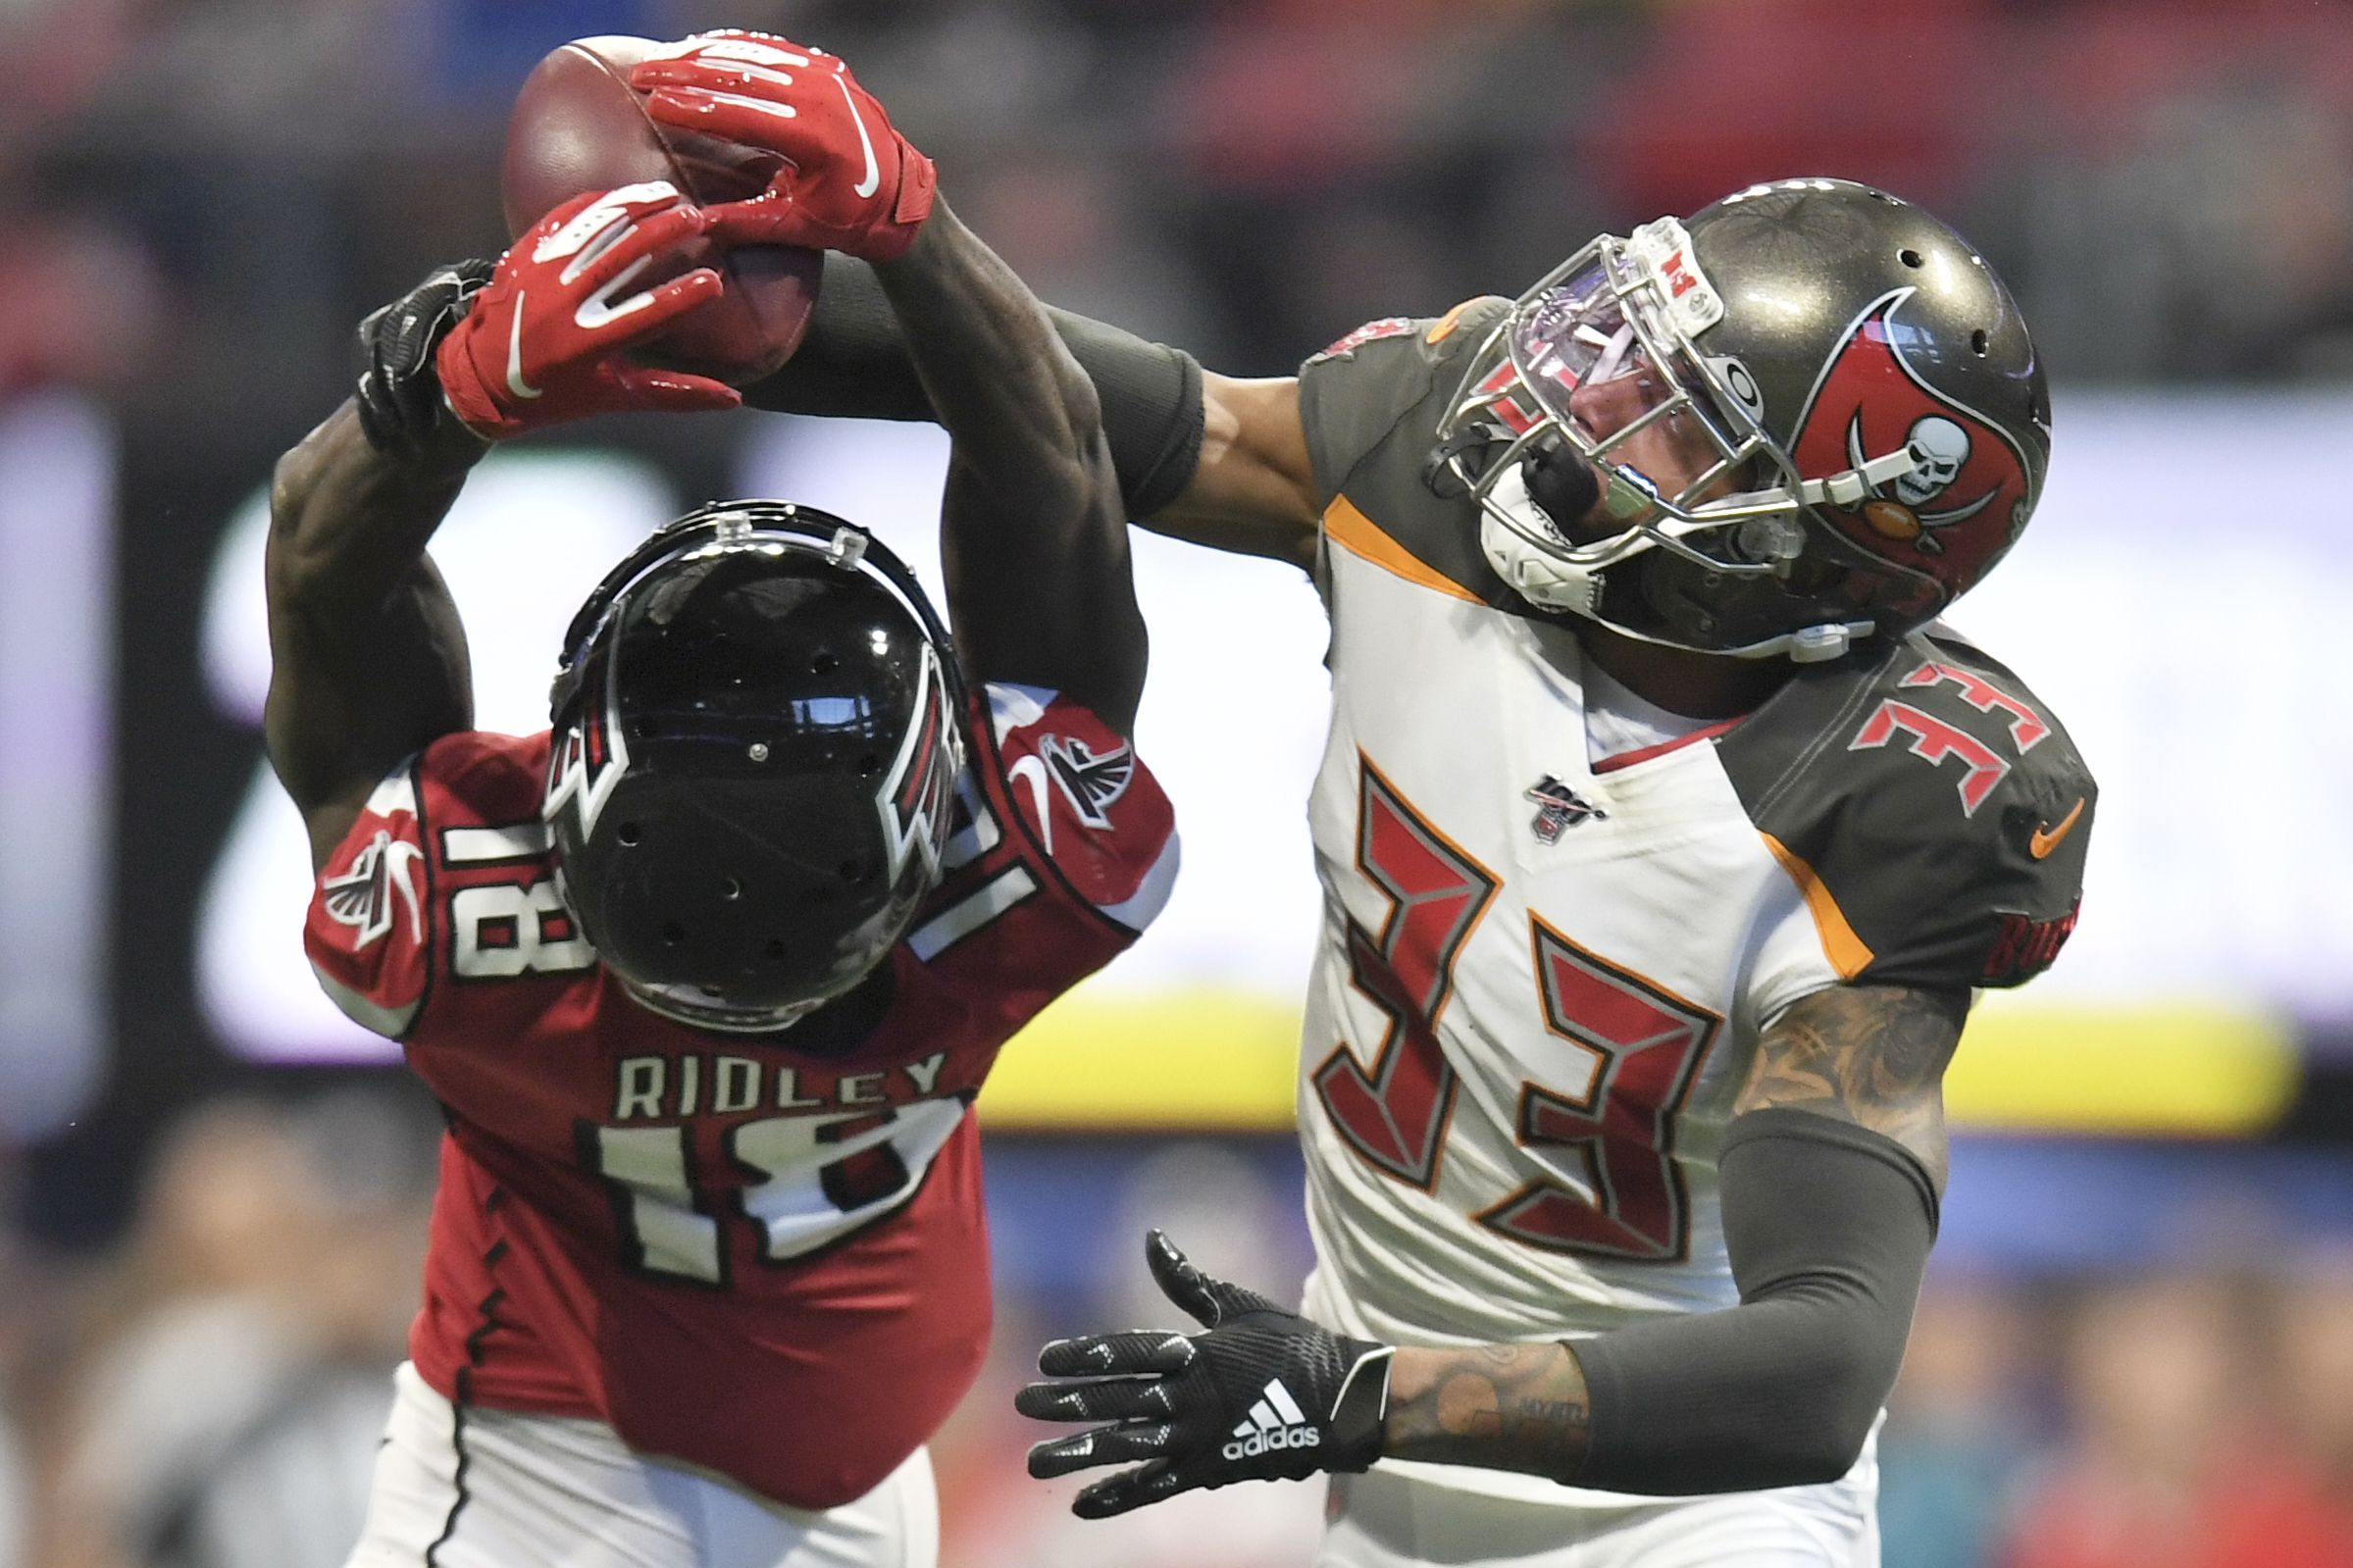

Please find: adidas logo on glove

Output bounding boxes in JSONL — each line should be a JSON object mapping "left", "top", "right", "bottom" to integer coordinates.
{"left": 1223, "top": 1379, "right": 1321, "bottom": 1461}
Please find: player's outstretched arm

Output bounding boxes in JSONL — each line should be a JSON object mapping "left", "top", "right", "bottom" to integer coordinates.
{"left": 265, "top": 392, "right": 483, "bottom": 873}
{"left": 650, "top": 35, "right": 1153, "bottom": 731}
{"left": 750, "top": 260, "right": 1322, "bottom": 572}
{"left": 871, "top": 204, "right": 1149, "bottom": 733}
{"left": 635, "top": 31, "right": 1318, "bottom": 571}
{"left": 269, "top": 198, "right": 742, "bottom": 872}
{"left": 752, "top": 260, "right": 1321, "bottom": 570}
{"left": 1144, "top": 372, "right": 1318, "bottom": 570}
{"left": 1017, "top": 982, "right": 1961, "bottom": 1512}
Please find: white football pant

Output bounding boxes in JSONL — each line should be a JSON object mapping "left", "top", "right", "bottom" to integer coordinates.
{"left": 344, "top": 1362, "right": 936, "bottom": 1568}
{"left": 1320, "top": 1462, "right": 1878, "bottom": 1568}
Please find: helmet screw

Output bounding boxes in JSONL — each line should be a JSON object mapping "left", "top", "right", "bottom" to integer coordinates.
{"left": 747, "top": 742, "right": 771, "bottom": 762}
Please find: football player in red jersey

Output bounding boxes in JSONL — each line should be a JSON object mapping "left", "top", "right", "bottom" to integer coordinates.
{"left": 269, "top": 39, "right": 1175, "bottom": 1568}
{"left": 681, "top": 77, "right": 2097, "bottom": 1562}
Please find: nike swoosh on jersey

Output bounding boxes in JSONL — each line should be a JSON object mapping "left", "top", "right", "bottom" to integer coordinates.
{"left": 2029, "top": 797, "right": 2085, "bottom": 860}
{"left": 836, "top": 74, "right": 882, "bottom": 199}
{"left": 1004, "top": 754, "right": 1054, "bottom": 856}
{"left": 506, "top": 298, "right": 542, "bottom": 400}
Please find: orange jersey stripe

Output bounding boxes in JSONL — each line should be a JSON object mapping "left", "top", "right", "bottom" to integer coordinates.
{"left": 1759, "top": 833, "right": 1874, "bottom": 981}
{"left": 1323, "top": 496, "right": 1483, "bottom": 604}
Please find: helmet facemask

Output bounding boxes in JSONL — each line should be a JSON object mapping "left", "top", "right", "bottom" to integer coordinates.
{"left": 1439, "top": 216, "right": 1931, "bottom": 663}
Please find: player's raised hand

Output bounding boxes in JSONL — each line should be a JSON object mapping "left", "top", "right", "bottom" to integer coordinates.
{"left": 435, "top": 182, "right": 742, "bottom": 441}
{"left": 353, "top": 258, "right": 496, "bottom": 454}
{"left": 1014, "top": 1231, "right": 1395, "bottom": 1518}
{"left": 630, "top": 31, "right": 936, "bottom": 263}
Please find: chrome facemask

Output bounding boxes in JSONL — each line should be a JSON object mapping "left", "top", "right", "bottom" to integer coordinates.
{"left": 1437, "top": 219, "right": 1920, "bottom": 661}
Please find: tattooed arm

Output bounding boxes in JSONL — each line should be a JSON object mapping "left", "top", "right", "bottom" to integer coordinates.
{"left": 1019, "top": 983, "right": 1959, "bottom": 1507}
{"left": 1732, "top": 981, "right": 1966, "bottom": 1191}
{"left": 1380, "top": 982, "right": 1963, "bottom": 1487}
{"left": 1381, "top": 1340, "right": 1594, "bottom": 1476}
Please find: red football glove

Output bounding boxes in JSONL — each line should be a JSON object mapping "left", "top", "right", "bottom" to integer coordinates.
{"left": 435, "top": 181, "right": 742, "bottom": 440}
{"left": 631, "top": 31, "right": 937, "bottom": 263}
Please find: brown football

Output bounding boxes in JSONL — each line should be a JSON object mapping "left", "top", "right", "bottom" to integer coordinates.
{"left": 501, "top": 34, "right": 822, "bottom": 385}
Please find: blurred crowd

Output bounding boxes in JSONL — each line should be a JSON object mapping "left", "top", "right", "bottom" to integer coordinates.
{"left": 0, "top": 1091, "right": 438, "bottom": 1568}
{"left": 2, "top": 1114, "right": 2351, "bottom": 1567}
{"left": 1, "top": 0, "right": 2351, "bottom": 451}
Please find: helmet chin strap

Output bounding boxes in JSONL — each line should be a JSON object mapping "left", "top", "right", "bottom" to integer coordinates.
{"left": 1479, "top": 465, "right": 1606, "bottom": 618}
{"left": 1476, "top": 464, "right": 1872, "bottom": 663}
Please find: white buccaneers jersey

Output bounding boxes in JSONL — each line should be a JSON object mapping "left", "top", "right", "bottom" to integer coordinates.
{"left": 1290, "top": 305, "right": 2093, "bottom": 1501}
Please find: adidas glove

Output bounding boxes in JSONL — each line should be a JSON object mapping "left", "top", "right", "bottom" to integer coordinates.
{"left": 1015, "top": 1230, "right": 1394, "bottom": 1519}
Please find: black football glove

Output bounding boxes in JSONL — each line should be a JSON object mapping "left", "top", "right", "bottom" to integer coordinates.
{"left": 353, "top": 258, "right": 494, "bottom": 455}
{"left": 1015, "top": 1230, "right": 1395, "bottom": 1519}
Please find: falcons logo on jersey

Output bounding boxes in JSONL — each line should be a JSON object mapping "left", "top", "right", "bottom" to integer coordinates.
{"left": 1040, "top": 733, "right": 1136, "bottom": 829}
{"left": 320, "top": 830, "right": 426, "bottom": 951}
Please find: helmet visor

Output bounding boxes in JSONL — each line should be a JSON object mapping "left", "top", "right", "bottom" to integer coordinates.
{"left": 1507, "top": 251, "right": 1766, "bottom": 516}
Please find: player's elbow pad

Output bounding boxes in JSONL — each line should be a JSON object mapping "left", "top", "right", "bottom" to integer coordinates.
{"left": 1565, "top": 1108, "right": 1937, "bottom": 1495}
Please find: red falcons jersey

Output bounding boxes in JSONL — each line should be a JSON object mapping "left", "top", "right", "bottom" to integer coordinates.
{"left": 303, "top": 683, "right": 1176, "bottom": 1510}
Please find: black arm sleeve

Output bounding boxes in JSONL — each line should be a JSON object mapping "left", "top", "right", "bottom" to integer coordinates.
{"left": 740, "top": 253, "right": 1206, "bottom": 519}
{"left": 1565, "top": 1108, "right": 1938, "bottom": 1494}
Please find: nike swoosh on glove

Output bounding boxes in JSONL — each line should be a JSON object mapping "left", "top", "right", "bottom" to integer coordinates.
{"left": 1015, "top": 1230, "right": 1395, "bottom": 1519}
{"left": 630, "top": 31, "right": 936, "bottom": 263}
{"left": 435, "top": 182, "right": 741, "bottom": 441}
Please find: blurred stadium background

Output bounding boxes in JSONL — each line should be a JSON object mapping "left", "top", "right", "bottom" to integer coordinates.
{"left": 2, "top": 0, "right": 2352, "bottom": 1563}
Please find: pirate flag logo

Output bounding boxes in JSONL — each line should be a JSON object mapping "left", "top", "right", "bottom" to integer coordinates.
{"left": 1788, "top": 290, "right": 2035, "bottom": 589}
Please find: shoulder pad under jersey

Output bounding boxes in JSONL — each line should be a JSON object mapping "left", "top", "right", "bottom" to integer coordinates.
{"left": 967, "top": 683, "right": 1179, "bottom": 936}
{"left": 1718, "top": 626, "right": 2094, "bottom": 991}
{"left": 1298, "top": 298, "right": 1521, "bottom": 609}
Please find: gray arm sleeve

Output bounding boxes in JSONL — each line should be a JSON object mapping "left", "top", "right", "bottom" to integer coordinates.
{"left": 739, "top": 253, "right": 1206, "bottom": 519}
{"left": 1565, "top": 1107, "right": 1938, "bottom": 1494}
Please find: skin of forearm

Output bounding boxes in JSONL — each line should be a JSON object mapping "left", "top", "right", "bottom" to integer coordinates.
{"left": 264, "top": 397, "right": 480, "bottom": 844}
{"left": 1381, "top": 1341, "right": 1593, "bottom": 1481}
{"left": 267, "top": 399, "right": 485, "bottom": 625}
{"left": 870, "top": 203, "right": 1106, "bottom": 497}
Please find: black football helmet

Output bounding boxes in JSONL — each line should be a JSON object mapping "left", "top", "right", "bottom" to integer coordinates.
{"left": 1436, "top": 177, "right": 2050, "bottom": 661}
{"left": 542, "top": 500, "right": 965, "bottom": 1034}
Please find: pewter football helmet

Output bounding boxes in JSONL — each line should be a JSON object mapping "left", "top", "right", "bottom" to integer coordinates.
{"left": 1437, "top": 177, "right": 2049, "bottom": 661}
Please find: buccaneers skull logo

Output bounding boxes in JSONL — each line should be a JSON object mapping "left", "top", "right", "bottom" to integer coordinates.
{"left": 1789, "top": 290, "right": 2035, "bottom": 587}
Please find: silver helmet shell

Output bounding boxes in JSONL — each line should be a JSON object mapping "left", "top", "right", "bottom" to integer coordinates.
{"left": 1439, "top": 177, "right": 2050, "bottom": 661}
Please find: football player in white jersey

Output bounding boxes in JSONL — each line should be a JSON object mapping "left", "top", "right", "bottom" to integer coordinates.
{"left": 709, "top": 146, "right": 2092, "bottom": 1564}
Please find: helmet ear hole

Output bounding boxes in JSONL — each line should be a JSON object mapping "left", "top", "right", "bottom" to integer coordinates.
{"left": 1969, "top": 329, "right": 1990, "bottom": 356}
{"left": 812, "top": 651, "right": 839, "bottom": 675}
{"left": 1899, "top": 248, "right": 1925, "bottom": 269}
{"left": 617, "top": 822, "right": 643, "bottom": 846}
